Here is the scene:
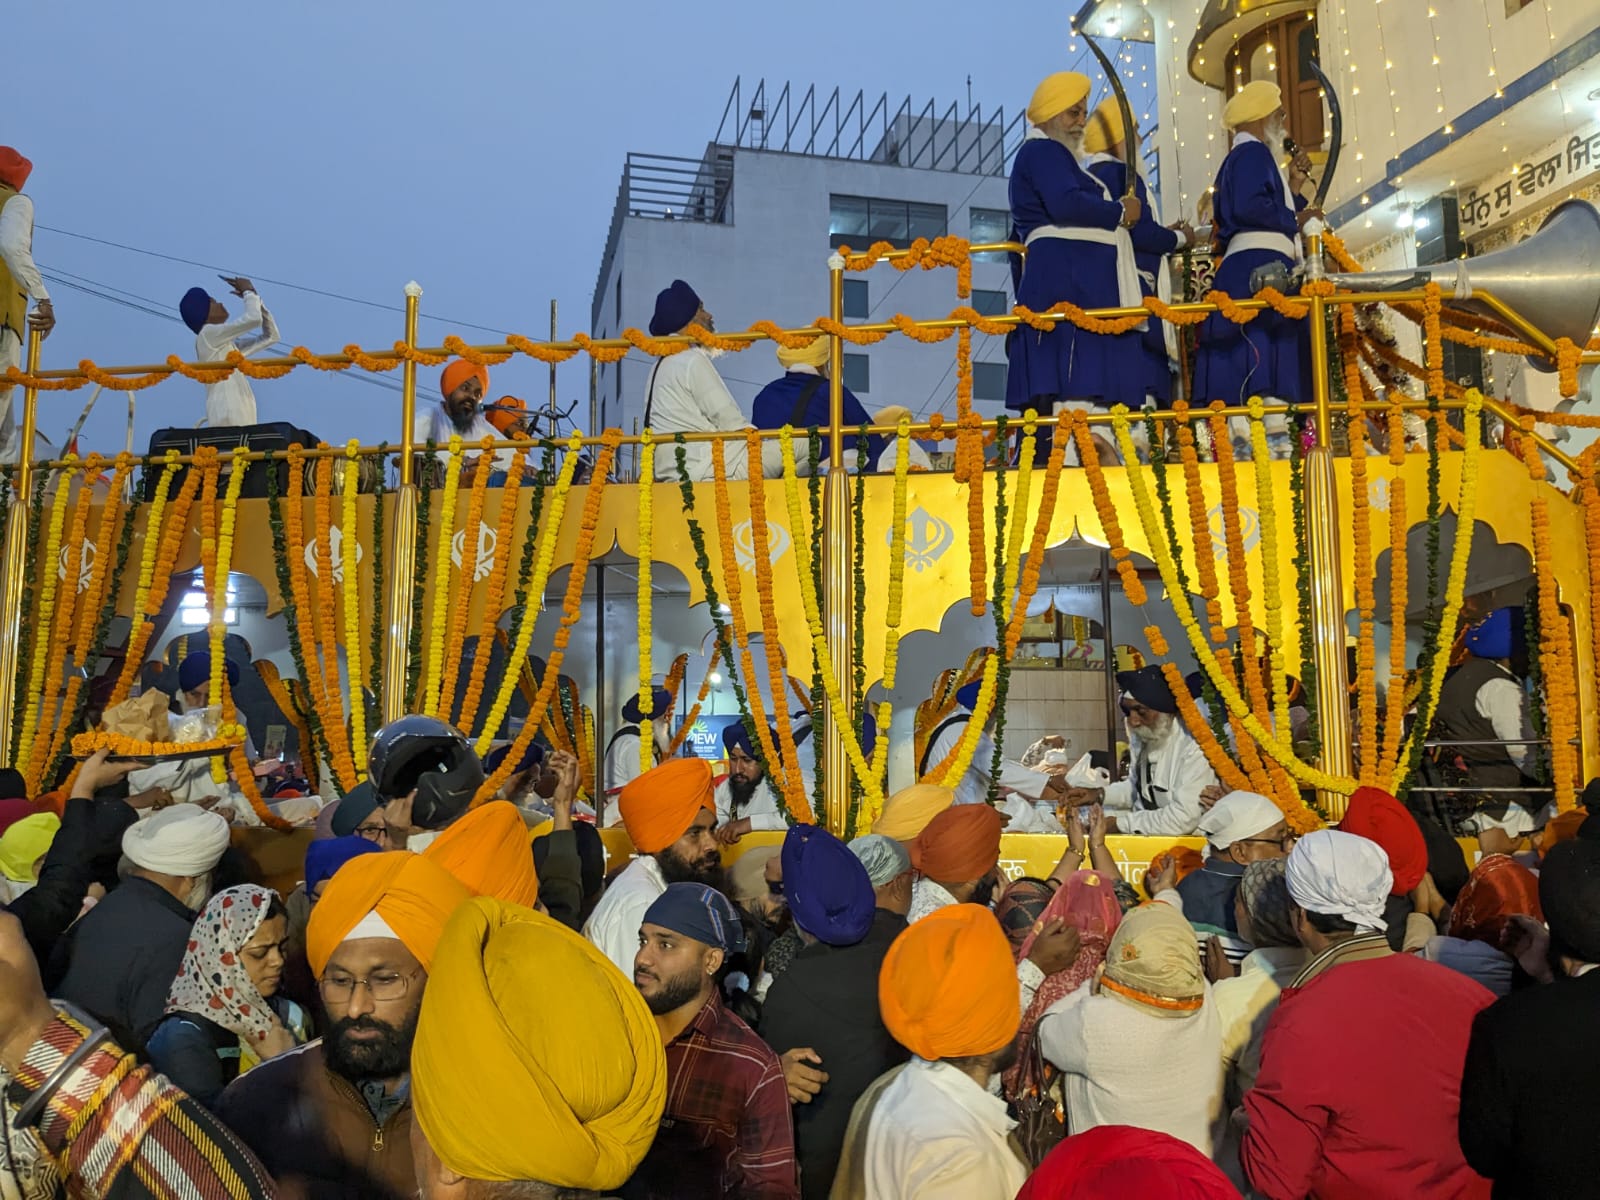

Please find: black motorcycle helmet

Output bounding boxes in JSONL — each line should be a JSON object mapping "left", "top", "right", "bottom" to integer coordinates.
{"left": 367, "top": 714, "right": 483, "bottom": 830}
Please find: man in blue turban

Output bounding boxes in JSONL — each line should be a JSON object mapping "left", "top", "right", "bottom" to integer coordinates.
{"left": 176, "top": 651, "right": 240, "bottom": 712}
{"left": 1431, "top": 607, "right": 1538, "bottom": 838}
{"left": 714, "top": 720, "right": 793, "bottom": 845}
{"left": 178, "top": 276, "right": 279, "bottom": 427}
{"left": 641, "top": 280, "right": 778, "bottom": 484}
{"left": 760, "top": 825, "right": 909, "bottom": 1199}
{"left": 602, "top": 687, "right": 674, "bottom": 822}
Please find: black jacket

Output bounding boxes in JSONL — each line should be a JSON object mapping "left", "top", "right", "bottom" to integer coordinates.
{"left": 1459, "top": 970, "right": 1600, "bottom": 1198}
{"left": 7, "top": 796, "right": 136, "bottom": 962}
{"left": 146, "top": 995, "right": 300, "bottom": 1110}
{"left": 49, "top": 875, "right": 196, "bottom": 1052}
{"left": 759, "top": 909, "right": 909, "bottom": 1200}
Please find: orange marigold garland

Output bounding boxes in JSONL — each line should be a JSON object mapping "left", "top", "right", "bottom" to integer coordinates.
{"left": 436, "top": 436, "right": 496, "bottom": 720}
{"left": 1378, "top": 403, "right": 1411, "bottom": 781}
{"left": 111, "top": 457, "right": 204, "bottom": 702}
{"left": 1343, "top": 383, "right": 1378, "bottom": 783}
{"left": 1003, "top": 410, "right": 1072, "bottom": 658}
{"left": 1173, "top": 405, "right": 1226, "bottom": 644}
{"left": 455, "top": 445, "right": 529, "bottom": 735}
{"left": 312, "top": 447, "right": 358, "bottom": 790}
{"left": 1071, "top": 411, "right": 1146, "bottom": 604}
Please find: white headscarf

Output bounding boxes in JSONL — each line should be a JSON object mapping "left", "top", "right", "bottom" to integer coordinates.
{"left": 122, "top": 804, "right": 231, "bottom": 877}
{"left": 1196, "top": 790, "right": 1284, "bottom": 850}
{"left": 1286, "top": 830, "right": 1392, "bottom": 933}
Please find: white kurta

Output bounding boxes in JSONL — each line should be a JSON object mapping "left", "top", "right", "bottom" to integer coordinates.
{"left": 197, "top": 292, "right": 280, "bottom": 427}
{"left": 413, "top": 404, "right": 517, "bottom": 473}
{"left": 860, "top": 1058, "right": 1029, "bottom": 1200}
{"left": 581, "top": 854, "right": 665, "bottom": 977}
{"left": 0, "top": 192, "right": 48, "bottom": 464}
{"left": 714, "top": 775, "right": 788, "bottom": 834}
{"left": 644, "top": 348, "right": 781, "bottom": 482}
{"left": 925, "top": 711, "right": 1058, "bottom": 810}
{"left": 601, "top": 730, "right": 663, "bottom": 826}
{"left": 1101, "top": 723, "right": 1219, "bottom": 837}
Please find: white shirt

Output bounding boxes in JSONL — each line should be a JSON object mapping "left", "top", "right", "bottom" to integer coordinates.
{"left": 413, "top": 404, "right": 517, "bottom": 473}
{"left": 1102, "top": 723, "right": 1219, "bottom": 837}
{"left": 1211, "top": 945, "right": 1306, "bottom": 1104}
{"left": 908, "top": 878, "right": 1047, "bottom": 1012}
{"left": 715, "top": 775, "right": 788, "bottom": 834}
{"left": 924, "top": 712, "right": 1042, "bottom": 808}
{"left": 999, "top": 790, "right": 1066, "bottom": 834}
{"left": 0, "top": 193, "right": 48, "bottom": 303}
{"left": 1475, "top": 670, "right": 1533, "bottom": 773}
{"left": 581, "top": 854, "right": 665, "bottom": 976}
{"left": 1037, "top": 981, "right": 1226, "bottom": 1158}
{"left": 860, "top": 1058, "right": 1028, "bottom": 1200}
{"left": 645, "top": 348, "right": 780, "bottom": 482}
{"left": 197, "top": 292, "right": 280, "bottom": 427}
{"left": 127, "top": 711, "right": 259, "bottom": 809}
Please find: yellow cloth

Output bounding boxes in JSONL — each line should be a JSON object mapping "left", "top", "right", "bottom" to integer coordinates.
{"left": 874, "top": 405, "right": 913, "bottom": 425}
{"left": 776, "top": 338, "right": 830, "bottom": 370}
{"left": 414, "top": 898, "right": 667, "bottom": 1190}
{"left": 1223, "top": 80, "right": 1282, "bottom": 130}
{"left": 423, "top": 801, "right": 540, "bottom": 908}
{"left": 1082, "top": 97, "right": 1126, "bottom": 155}
{"left": 1101, "top": 900, "right": 1206, "bottom": 1018}
{"left": 0, "top": 812, "right": 58, "bottom": 882}
{"left": 1027, "top": 72, "right": 1092, "bottom": 126}
{"left": 878, "top": 903, "right": 1019, "bottom": 1060}
{"left": 305, "top": 851, "right": 471, "bottom": 976}
{"left": 872, "top": 784, "right": 954, "bottom": 842}
{"left": 618, "top": 758, "right": 715, "bottom": 854}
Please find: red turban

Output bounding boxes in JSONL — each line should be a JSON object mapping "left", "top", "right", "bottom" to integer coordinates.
{"left": 618, "top": 758, "right": 715, "bottom": 855}
{"left": 305, "top": 851, "right": 472, "bottom": 977}
{"left": 1339, "top": 786, "right": 1427, "bottom": 894}
{"left": 0, "top": 148, "right": 32, "bottom": 191}
{"left": 1448, "top": 853, "right": 1542, "bottom": 948}
{"left": 911, "top": 804, "right": 1002, "bottom": 882}
{"left": 1017, "top": 1125, "right": 1238, "bottom": 1199}
{"left": 440, "top": 359, "right": 489, "bottom": 403}
{"left": 879, "top": 904, "right": 1018, "bottom": 1060}
{"left": 424, "top": 801, "right": 540, "bottom": 908}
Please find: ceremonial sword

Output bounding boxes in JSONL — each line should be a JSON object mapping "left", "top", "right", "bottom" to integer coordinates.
{"left": 1078, "top": 33, "right": 1140, "bottom": 201}
{"left": 1305, "top": 59, "right": 1342, "bottom": 210}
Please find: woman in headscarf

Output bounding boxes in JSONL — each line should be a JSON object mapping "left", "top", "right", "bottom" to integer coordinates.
{"left": 146, "top": 884, "right": 312, "bottom": 1109}
{"left": 1418, "top": 853, "right": 1542, "bottom": 996}
{"left": 1035, "top": 901, "right": 1224, "bottom": 1157}
{"left": 1001, "top": 871, "right": 1122, "bottom": 1105}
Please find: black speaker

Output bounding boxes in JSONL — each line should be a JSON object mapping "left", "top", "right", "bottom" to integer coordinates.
{"left": 141, "top": 422, "right": 319, "bottom": 501}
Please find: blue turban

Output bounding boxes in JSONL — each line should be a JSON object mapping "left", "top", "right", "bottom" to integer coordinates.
{"left": 329, "top": 781, "right": 379, "bottom": 837}
{"left": 860, "top": 711, "right": 877, "bottom": 763}
{"left": 721, "top": 720, "right": 776, "bottom": 760}
{"left": 483, "top": 741, "right": 545, "bottom": 776}
{"left": 304, "top": 835, "right": 381, "bottom": 895}
{"left": 180, "top": 287, "right": 213, "bottom": 334}
{"left": 1466, "top": 607, "right": 1521, "bottom": 661}
{"left": 648, "top": 279, "right": 701, "bottom": 338}
{"left": 622, "top": 687, "right": 673, "bottom": 725}
{"left": 955, "top": 680, "right": 982, "bottom": 711}
{"left": 1117, "top": 665, "right": 1179, "bottom": 714}
{"left": 178, "top": 651, "right": 239, "bottom": 695}
{"left": 641, "top": 882, "right": 746, "bottom": 954}
{"left": 783, "top": 824, "right": 876, "bottom": 946}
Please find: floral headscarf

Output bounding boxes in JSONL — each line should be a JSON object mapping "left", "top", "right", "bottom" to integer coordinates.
{"left": 165, "top": 884, "right": 281, "bottom": 1047}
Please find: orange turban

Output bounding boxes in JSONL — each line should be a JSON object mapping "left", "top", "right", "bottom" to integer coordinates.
{"left": 440, "top": 358, "right": 489, "bottom": 402}
{"left": 423, "top": 801, "right": 539, "bottom": 908}
{"left": 911, "top": 804, "right": 1002, "bottom": 883}
{"left": 1539, "top": 808, "right": 1588, "bottom": 856}
{"left": 1146, "top": 845, "right": 1204, "bottom": 892}
{"left": 485, "top": 395, "right": 526, "bottom": 435}
{"left": 879, "top": 904, "right": 1019, "bottom": 1060}
{"left": 617, "top": 758, "right": 715, "bottom": 855}
{"left": 873, "top": 784, "right": 954, "bottom": 842}
{"left": 305, "top": 851, "right": 471, "bottom": 977}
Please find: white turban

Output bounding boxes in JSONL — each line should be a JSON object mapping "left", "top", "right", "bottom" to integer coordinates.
{"left": 121, "top": 804, "right": 231, "bottom": 877}
{"left": 848, "top": 834, "right": 911, "bottom": 887}
{"left": 1196, "top": 790, "right": 1284, "bottom": 850}
{"left": 1286, "top": 830, "right": 1392, "bottom": 933}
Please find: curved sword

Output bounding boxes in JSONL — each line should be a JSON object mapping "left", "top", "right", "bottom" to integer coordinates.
{"left": 1306, "top": 59, "right": 1342, "bottom": 210}
{"left": 1079, "top": 34, "right": 1140, "bottom": 201}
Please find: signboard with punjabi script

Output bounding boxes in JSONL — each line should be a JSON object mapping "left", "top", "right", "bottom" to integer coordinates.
{"left": 1457, "top": 121, "right": 1600, "bottom": 234}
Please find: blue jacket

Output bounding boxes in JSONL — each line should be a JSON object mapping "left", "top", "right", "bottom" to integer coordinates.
{"left": 1085, "top": 159, "right": 1180, "bottom": 279}
{"left": 1007, "top": 137, "right": 1125, "bottom": 308}
{"left": 750, "top": 371, "right": 884, "bottom": 466}
{"left": 1214, "top": 139, "right": 1301, "bottom": 249}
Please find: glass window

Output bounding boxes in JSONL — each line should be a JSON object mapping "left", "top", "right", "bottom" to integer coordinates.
{"left": 908, "top": 201, "right": 949, "bottom": 242}
{"left": 829, "top": 195, "right": 870, "bottom": 243}
{"left": 971, "top": 207, "right": 1011, "bottom": 262}
{"left": 843, "top": 279, "right": 869, "bottom": 320}
{"left": 843, "top": 353, "right": 870, "bottom": 395}
{"left": 868, "top": 200, "right": 909, "bottom": 244}
{"left": 973, "top": 362, "right": 1007, "bottom": 403}
{"left": 972, "top": 288, "right": 1009, "bottom": 317}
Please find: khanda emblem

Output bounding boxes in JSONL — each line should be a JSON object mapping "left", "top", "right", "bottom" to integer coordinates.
{"left": 304, "top": 526, "right": 366, "bottom": 582}
{"left": 733, "top": 520, "right": 791, "bottom": 573}
{"left": 894, "top": 506, "right": 955, "bottom": 572}
{"left": 450, "top": 522, "right": 499, "bottom": 582}
{"left": 1207, "top": 504, "right": 1260, "bottom": 561}
{"left": 58, "top": 539, "right": 96, "bottom": 593}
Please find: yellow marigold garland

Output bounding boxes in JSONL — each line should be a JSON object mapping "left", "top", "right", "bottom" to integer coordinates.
{"left": 1378, "top": 405, "right": 1411, "bottom": 780}
{"left": 1070, "top": 411, "right": 1146, "bottom": 603}
{"left": 111, "top": 458, "right": 203, "bottom": 703}
{"left": 436, "top": 437, "right": 494, "bottom": 719}
{"left": 1520, "top": 435, "right": 1580, "bottom": 810}
{"left": 422, "top": 436, "right": 465, "bottom": 717}
{"left": 869, "top": 419, "right": 914, "bottom": 793}
{"left": 637, "top": 434, "right": 656, "bottom": 776}
{"left": 1173, "top": 405, "right": 1227, "bottom": 644}
{"left": 16, "top": 456, "right": 85, "bottom": 782}
{"left": 1245, "top": 399, "right": 1294, "bottom": 750}
{"left": 340, "top": 442, "right": 367, "bottom": 775}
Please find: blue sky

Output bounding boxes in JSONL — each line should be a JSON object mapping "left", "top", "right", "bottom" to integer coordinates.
{"left": 13, "top": 1, "right": 1155, "bottom": 455}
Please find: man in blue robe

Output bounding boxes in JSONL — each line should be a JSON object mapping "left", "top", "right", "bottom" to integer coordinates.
{"left": 1193, "top": 80, "right": 1319, "bottom": 458}
{"left": 1081, "top": 98, "right": 1194, "bottom": 418}
{"left": 1006, "top": 71, "right": 1144, "bottom": 465}
{"left": 750, "top": 338, "right": 884, "bottom": 472}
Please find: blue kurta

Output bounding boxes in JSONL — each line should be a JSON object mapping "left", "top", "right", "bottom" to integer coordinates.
{"left": 750, "top": 371, "right": 884, "bottom": 466}
{"left": 1004, "top": 137, "right": 1143, "bottom": 412}
{"left": 1088, "top": 157, "right": 1180, "bottom": 405}
{"left": 1192, "top": 138, "right": 1310, "bottom": 405}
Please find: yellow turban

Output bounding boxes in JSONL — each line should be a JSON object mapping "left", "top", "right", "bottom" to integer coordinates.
{"left": 423, "top": 801, "right": 540, "bottom": 908}
{"left": 0, "top": 812, "right": 58, "bottom": 882}
{"left": 413, "top": 898, "right": 667, "bottom": 1190}
{"left": 1082, "top": 97, "right": 1127, "bottom": 155}
{"left": 1027, "top": 72, "right": 1092, "bottom": 126}
{"left": 305, "top": 851, "right": 471, "bottom": 977}
{"left": 776, "top": 337, "right": 829, "bottom": 371}
{"left": 1223, "top": 80, "right": 1282, "bottom": 130}
{"left": 874, "top": 405, "right": 913, "bottom": 425}
{"left": 872, "top": 784, "right": 954, "bottom": 842}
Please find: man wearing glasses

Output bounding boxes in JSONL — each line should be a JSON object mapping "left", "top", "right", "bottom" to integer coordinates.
{"left": 216, "top": 852, "right": 470, "bottom": 1200}
{"left": 329, "top": 781, "right": 393, "bottom": 849}
{"left": 1185, "top": 789, "right": 1296, "bottom": 977}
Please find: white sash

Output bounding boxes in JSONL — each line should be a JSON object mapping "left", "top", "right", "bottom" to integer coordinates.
{"left": 1222, "top": 230, "right": 1299, "bottom": 262}
{"left": 1025, "top": 225, "right": 1146, "bottom": 327}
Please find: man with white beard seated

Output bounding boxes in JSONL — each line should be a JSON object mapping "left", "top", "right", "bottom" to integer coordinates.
{"left": 1060, "top": 665, "right": 1219, "bottom": 837}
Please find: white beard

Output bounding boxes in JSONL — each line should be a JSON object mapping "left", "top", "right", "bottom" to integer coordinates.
{"left": 1128, "top": 713, "right": 1176, "bottom": 757}
{"left": 184, "top": 874, "right": 212, "bottom": 912}
{"left": 1264, "top": 117, "right": 1288, "bottom": 162}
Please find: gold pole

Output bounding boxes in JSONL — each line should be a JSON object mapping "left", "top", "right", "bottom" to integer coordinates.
{"left": 0, "top": 330, "right": 42, "bottom": 764}
{"left": 549, "top": 299, "right": 558, "bottom": 418}
{"left": 821, "top": 254, "right": 853, "bottom": 835}
{"left": 384, "top": 284, "right": 423, "bottom": 723}
{"left": 1302, "top": 249, "right": 1354, "bottom": 816}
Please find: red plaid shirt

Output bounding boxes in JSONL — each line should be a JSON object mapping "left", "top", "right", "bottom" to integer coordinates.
{"left": 628, "top": 992, "right": 798, "bottom": 1199}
